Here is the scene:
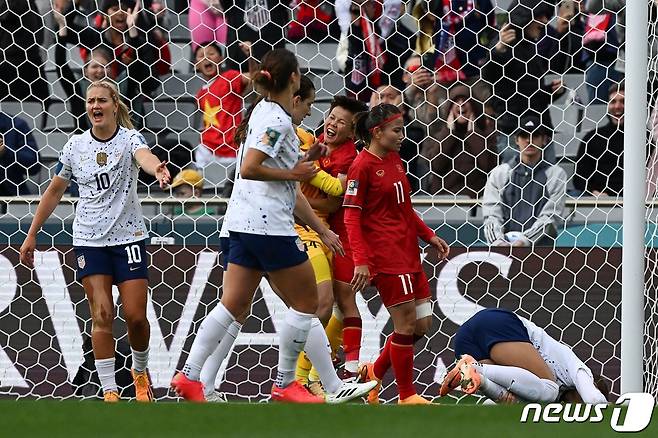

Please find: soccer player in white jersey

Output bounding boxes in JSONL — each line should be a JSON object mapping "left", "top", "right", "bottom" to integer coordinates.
{"left": 20, "top": 80, "right": 171, "bottom": 403}
{"left": 198, "top": 78, "right": 375, "bottom": 404}
{"left": 439, "top": 308, "right": 609, "bottom": 404}
{"left": 172, "top": 51, "right": 377, "bottom": 403}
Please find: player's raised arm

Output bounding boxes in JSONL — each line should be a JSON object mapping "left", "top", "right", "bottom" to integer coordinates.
{"left": 134, "top": 148, "right": 171, "bottom": 189}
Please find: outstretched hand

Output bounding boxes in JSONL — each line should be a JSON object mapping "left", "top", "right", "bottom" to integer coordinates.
{"left": 155, "top": 161, "right": 171, "bottom": 189}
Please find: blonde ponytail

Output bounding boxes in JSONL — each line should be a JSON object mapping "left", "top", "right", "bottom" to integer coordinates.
{"left": 86, "top": 80, "right": 135, "bottom": 130}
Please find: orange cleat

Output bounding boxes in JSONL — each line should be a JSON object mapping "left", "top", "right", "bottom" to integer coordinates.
{"left": 171, "top": 372, "right": 206, "bottom": 402}
{"left": 440, "top": 355, "right": 472, "bottom": 396}
{"left": 357, "top": 363, "right": 381, "bottom": 405}
{"left": 103, "top": 391, "right": 120, "bottom": 403}
{"left": 132, "top": 369, "right": 154, "bottom": 402}
{"left": 398, "top": 394, "right": 433, "bottom": 405}
{"left": 271, "top": 381, "right": 325, "bottom": 403}
{"left": 458, "top": 354, "right": 482, "bottom": 395}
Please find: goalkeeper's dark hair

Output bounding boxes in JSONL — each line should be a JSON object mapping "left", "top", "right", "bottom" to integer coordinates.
{"left": 353, "top": 103, "right": 402, "bottom": 146}
{"left": 234, "top": 75, "right": 314, "bottom": 148}
{"left": 330, "top": 95, "right": 367, "bottom": 116}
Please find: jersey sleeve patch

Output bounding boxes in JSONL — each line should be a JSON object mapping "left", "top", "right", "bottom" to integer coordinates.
{"left": 346, "top": 179, "right": 358, "bottom": 196}
{"left": 262, "top": 128, "right": 282, "bottom": 147}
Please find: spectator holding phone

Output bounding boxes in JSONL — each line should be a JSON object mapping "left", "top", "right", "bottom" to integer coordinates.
{"left": 482, "top": 0, "right": 565, "bottom": 162}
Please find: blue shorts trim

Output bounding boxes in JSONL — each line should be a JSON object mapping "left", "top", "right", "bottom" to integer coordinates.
{"left": 453, "top": 308, "right": 531, "bottom": 361}
{"left": 74, "top": 239, "right": 148, "bottom": 285}
{"left": 227, "top": 232, "right": 308, "bottom": 272}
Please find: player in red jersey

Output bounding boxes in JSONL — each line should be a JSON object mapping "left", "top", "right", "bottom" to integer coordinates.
{"left": 316, "top": 96, "right": 368, "bottom": 379}
{"left": 344, "top": 104, "right": 450, "bottom": 404}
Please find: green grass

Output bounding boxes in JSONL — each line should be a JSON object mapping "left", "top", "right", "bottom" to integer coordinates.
{"left": 2, "top": 400, "right": 656, "bottom": 438}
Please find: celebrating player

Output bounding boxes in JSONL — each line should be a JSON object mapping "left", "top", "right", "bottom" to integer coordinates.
{"left": 171, "top": 49, "right": 376, "bottom": 403}
{"left": 19, "top": 80, "right": 171, "bottom": 402}
{"left": 439, "top": 308, "right": 609, "bottom": 404}
{"left": 344, "top": 104, "right": 450, "bottom": 404}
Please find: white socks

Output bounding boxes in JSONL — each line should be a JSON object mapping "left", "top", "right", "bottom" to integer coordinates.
{"left": 131, "top": 347, "right": 149, "bottom": 373}
{"left": 303, "top": 318, "right": 343, "bottom": 394}
{"left": 476, "top": 363, "right": 559, "bottom": 402}
{"left": 574, "top": 368, "right": 608, "bottom": 404}
{"left": 275, "top": 308, "right": 313, "bottom": 388}
{"left": 183, "top": 303, "right": 236, "bottom": 381}
{"left": 200, "top": 320, "right": 242, "bottom": 396}
{"left": 95, "top": 358, "right": 117, "bottom": 393}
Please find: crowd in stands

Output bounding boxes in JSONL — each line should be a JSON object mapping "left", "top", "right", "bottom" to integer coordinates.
{"left": 1, "top": 0, "right": 656, "bottom": 246}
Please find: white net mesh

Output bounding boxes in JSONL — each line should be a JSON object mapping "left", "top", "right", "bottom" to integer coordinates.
{"left": 0, "top": 0, "right": 653, "bottom": 401}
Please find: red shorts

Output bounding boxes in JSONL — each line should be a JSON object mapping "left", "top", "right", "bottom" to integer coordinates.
{"left": 372, "top": 270, "right": 431, "bottom": 308}
{"left": 333, "top": 249, "right": 354, "bottom": 284}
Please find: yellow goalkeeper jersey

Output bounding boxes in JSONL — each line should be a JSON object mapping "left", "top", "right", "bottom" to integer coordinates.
{"left": 295, "top": 127, "right": 344, "bottom": 243}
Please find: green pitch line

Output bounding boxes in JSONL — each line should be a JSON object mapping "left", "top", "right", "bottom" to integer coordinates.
{"left": 1, "top": 400, "right": 656, "bottom": 438}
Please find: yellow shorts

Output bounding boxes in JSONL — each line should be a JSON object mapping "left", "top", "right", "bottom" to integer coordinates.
{"left": 304, "top": 240, "right": 333, "bottom": 285}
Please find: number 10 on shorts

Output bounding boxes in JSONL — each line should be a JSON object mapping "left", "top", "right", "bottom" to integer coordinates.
{"left": 125, "top": 244, "right": 142, "bottom": 264}
{"left": 398, "top": 273, "right": 414, "bottom": 295}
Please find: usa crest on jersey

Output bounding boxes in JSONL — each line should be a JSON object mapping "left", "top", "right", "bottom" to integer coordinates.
{"left": 96, "top": 152, "right": 108, "bottom": 166}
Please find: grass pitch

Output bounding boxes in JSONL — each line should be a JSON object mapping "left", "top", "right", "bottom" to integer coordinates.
{"left": 2, "top": 400, "right": 656, "bottom": 438}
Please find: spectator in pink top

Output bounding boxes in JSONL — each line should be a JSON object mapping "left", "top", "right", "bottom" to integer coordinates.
{"left": 189, "top": 0, "right": 228, "bottom": 50}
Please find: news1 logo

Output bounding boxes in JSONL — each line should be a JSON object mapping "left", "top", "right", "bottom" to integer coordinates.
{"left": 520, "top": 393, "right": 655, "bottom": 432}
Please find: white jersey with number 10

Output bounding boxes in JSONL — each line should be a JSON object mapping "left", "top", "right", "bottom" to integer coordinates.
{"left": 56, "top": 127, "right": 149, "bottom": 247}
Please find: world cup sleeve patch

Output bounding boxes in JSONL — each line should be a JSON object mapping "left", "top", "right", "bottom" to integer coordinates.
{"left": 346, "top": 180, "right": 358, "bottom": 196}
{"left": 262, "top": 128, "right": 282, "bottom": 146}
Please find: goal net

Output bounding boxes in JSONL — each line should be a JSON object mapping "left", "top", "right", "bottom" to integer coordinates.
{"left": 0, "top": 0, "right": 653, "bottom": 402}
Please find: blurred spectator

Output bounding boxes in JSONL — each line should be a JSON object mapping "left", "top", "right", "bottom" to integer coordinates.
{"left": 422, "top": 84, "right": 497, "bottom": 197}
{"left": 221, "top": 0, "right": 290, "bottom": 69}
{"left": 481, "top": 0, "right": 565, "bottom": 161}
{"left": 411, "top": 0, "right": 495, "bottom": 85}
{"left": 170, "top": 169, "right": 217, "bottom": 216}
{"left": 193, "top": 42, "right": 251, "bottom": 171}
{"left": 54, "top": 12, "right": 114, "bottom": 132}
{"left": 573, "top": 82, "right": 625, "bottom": 196}
{"left": 581, "top": 0, "right": 623, "bottom": 103}
{"left": 141, "top": 0, "right": 172, "bottom": 77}
{"left": 0, "top": 0, "right": 49, "bottom": 102}
{"left": 288, "top": 0, "right": 339, "bottom": 43}
{"left": 0, "top": 112, "right": 41, "bottom": 196}
{"left": 482, "top": 115, "right": 567, "bottom": 247}
{"left": 189, "top": 0, "right": 228, "bottom": 50}
{"left": 370, "top": 84, "right": 424, "bottom": 190}
{"left": 57, "top": 0, "right": 162, "bottom": 127}
{"left": 548, "top": 0, "right": 588, "bottom": 74}
{"left": 344, "top": 0, "right": 415, "bottom": 102}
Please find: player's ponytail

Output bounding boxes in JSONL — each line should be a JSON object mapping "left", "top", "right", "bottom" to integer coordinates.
{"left": 233, "top": 97, "right": 265, "bottom": 147}
{"left": 86, "top": 80, "right": 135, "bottom": 130}
{"left": 353, "top": 111, "right": 371, "bottom": 146}
{"left": 353, "top": 104, "right": 402, "bottom": 147}
{"left": 252, "top": 48, "right": 300, "bottom": 94}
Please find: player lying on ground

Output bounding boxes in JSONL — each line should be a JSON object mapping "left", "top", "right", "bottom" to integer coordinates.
{"left": 440, "top": 308, "right": 609, "bottom": 404}
{"left": 20, "top": 80, "right": 171, "bottom": 402}
{"left": 199, "top": 77, "right": 375, "bottom": 403}
{"left": 171, "top": 51, "right": 376, "bottom": 403}
{"left": 344, "top": 103, "right": 450, "bottom": 404}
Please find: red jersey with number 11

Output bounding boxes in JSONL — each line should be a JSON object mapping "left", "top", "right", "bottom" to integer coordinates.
{"left": 343, "top": 149, "right": 435, "bottom": 275}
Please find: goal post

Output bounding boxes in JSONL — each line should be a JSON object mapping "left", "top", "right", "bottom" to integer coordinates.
{"left": 622, "top": 0, "right": 649, "bottom": 395}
